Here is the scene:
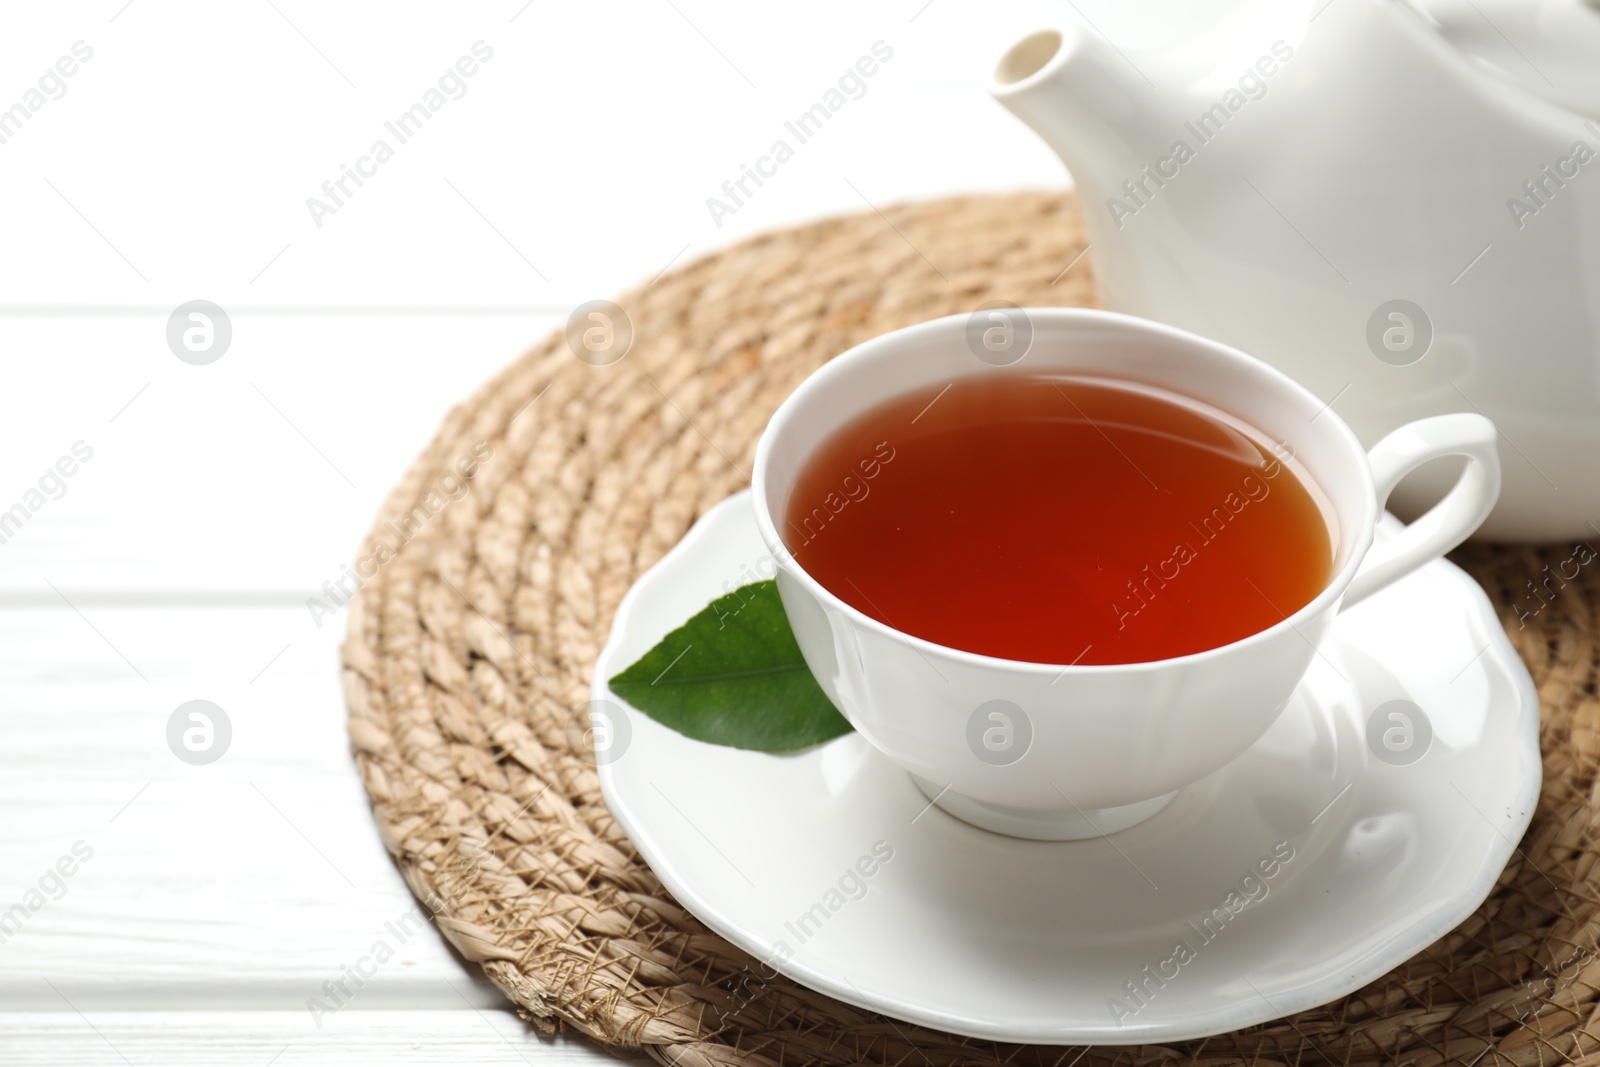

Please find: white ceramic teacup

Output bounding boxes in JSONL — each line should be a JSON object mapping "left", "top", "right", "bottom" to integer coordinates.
{"left": 750, "top": 308, "right": 1501, "bottom": 840}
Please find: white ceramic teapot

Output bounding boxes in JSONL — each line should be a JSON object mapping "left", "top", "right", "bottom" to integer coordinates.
{"left": 992, "top": 0, "right": 1600, "bottom": 540}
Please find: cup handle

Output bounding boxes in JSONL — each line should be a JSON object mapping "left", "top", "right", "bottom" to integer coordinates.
{"left": 1341, "top": 413, "right": 1501, "bottom": 609}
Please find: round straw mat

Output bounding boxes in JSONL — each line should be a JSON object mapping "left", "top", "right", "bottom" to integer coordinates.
{"left": 342, "top": 191, "right": 1599, "bottom": 1066}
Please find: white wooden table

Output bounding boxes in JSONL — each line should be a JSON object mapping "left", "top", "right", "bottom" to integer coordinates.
{"left": 0, "top": 0, "right": 1239, "bottom": 1060}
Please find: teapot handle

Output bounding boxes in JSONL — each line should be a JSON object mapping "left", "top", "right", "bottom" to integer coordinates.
{"left": 1341, "top": 414, "right": 1501, "bottom": 609}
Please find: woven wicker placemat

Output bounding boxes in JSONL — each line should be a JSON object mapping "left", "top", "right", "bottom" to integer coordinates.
{"left": 342, "top": 191, "right": 1599, "bottom": 1067}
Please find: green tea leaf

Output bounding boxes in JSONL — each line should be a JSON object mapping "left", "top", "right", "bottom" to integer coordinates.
{"left": 608, "top": 580, "right": 854, "bottom": 752}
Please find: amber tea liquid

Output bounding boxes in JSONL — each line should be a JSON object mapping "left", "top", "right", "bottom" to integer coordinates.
{"left": 782, "top": 374, "right": 1334, "bottom": 665}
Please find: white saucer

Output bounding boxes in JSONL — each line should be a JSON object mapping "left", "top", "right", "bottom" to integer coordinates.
{"left": 593, "top": 491, "right": 1541, "bottom": 1045}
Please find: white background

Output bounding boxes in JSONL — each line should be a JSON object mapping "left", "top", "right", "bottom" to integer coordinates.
{"left": 0, "top": 1, "right": 1234, "bottom": 1062}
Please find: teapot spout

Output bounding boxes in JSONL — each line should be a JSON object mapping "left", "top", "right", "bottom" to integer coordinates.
{"left": 992, "top": 27, "right": 1165, "bottom": 198}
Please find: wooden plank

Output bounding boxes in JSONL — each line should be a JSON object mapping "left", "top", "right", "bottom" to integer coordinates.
{"left": 0, "top": 1011, "right": 629, "bottom": 1065}
{"left": 0, "top": 313, "right": 554, "bottom": 595}
{"left": 0, "top": 605, "right": 510, "bottom": 1012}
